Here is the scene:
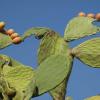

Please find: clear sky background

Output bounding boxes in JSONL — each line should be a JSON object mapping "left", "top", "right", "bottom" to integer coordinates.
{"left": 0, "top": 0, "right": 100, "bottom": 100}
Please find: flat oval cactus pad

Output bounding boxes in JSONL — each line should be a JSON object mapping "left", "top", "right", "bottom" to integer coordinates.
{"left": 64, "top": 17, "right": 100, "bottom": 41}
{"left": 72, "top": 37, "right": 100, "bottom": 68}
{"left": 36, "top": 55, "right": 70, "bottom": 95}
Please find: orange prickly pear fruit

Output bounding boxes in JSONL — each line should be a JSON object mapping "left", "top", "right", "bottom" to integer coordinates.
{"left": 12, "top": 36, "right": 22, "bottom": 44}
{"left": 0, "top": 22, "right": 5, "bottom": 30}
{"left": 10, "top": 33, "right": 19, "bottom": 39}
{"left": 6, "top": 29, "right": 15, "bottom": 36}
{"left": 95, "top": 13, "right": 100, "bottom": 21}
{"left": 87, "top": 13, "right": 95, "bottom": 18}
{"left": 78, "top": 12, "right": 86, "bottom": 17}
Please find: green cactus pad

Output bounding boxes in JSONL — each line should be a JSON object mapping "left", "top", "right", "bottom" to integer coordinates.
{"left": 72, "top": 37, "right": 100, "bottom": 68}
{"left": 4, "top": 65, "right": 36, "bottom": 98}
{"left": 38, "top": 31, "right": 59, "bottom": 64}
{"left": 64, "top": 17, "right": 100, "bottom": 41}
{"left": 36, "top": 55, "right": 70, "bottom": 95}
{"left": 22, "top": 27, "right": 58, "bottom": 40}
{"left": 0, "top": 55, "right": 36, "bottom": 99}
{"left": 0, "top": 32, "right": 12, "bottom": 49}
{"left": 84, "top": 95, "right": 100, "bottom": 100}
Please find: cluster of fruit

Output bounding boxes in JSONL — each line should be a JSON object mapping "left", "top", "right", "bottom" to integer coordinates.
{"left": 78, "top": 12, "right": 100, "bottom": 20}
{"left": 0, "top": 22, "right": 21, "bottom": 44}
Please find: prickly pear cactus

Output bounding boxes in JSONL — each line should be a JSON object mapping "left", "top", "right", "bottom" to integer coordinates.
{"left": 0, "top": 13, "right": 100, "bottom": 100}
{"left": 23, "top": 27, "right": 73, "bottom": 100}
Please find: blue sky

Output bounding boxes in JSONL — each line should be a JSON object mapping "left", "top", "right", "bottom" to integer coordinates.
{"left": 0, "top": 0, "right": 100, "bottom": 100}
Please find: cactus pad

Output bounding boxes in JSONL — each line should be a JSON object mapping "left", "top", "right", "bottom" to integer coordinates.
{"left": 64, "top": 17, "right": 100, "bottom": 41}
{"left": 72, "top": 38, "right": 100, "bottom": 68}
{"left": 36, "top": 55, "right": 70, "bottom": 95}
{"left": 0, "top": 32, "right": 12, "bottom": 49}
